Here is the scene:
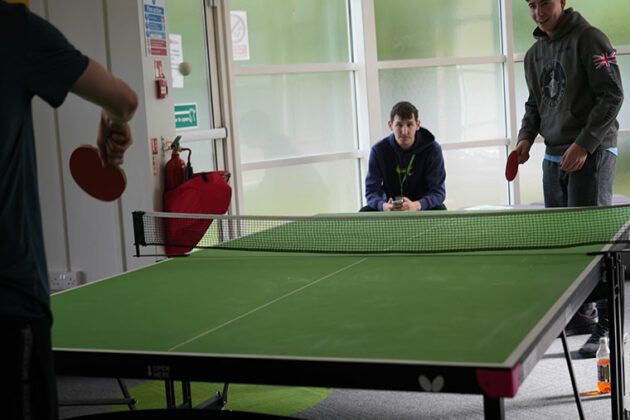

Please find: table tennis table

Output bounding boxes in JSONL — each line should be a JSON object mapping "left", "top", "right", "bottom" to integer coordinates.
{"left": 52, "top": 206, "right": 630, "bottom": 419}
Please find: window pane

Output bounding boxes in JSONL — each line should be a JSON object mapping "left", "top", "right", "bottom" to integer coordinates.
{"left": 513, "top": 1, "right": 630, "bottom": 54}
{"left": 617, "top": 55, "right": 630, "bottom": 131}
{"left": 230, "top": 0, "right": 350, "bottom": 65}
{"left": 379, "top": 65, "right": 506, "bottom": 143}
{"left": 236, "top": 72, "right": 357, "bottom": 162}
{"left": 512, "top": 3, "right": 536, "bottom": 55}
{"left": 614, "top": 137, "right": 630, "bottom": 198}
{"left": 517, "top": 142, "right": 545, "bottom": 205}
{"left": 243, "top": 160, "right": 361, "bottom": 215}
{"left": 514, "top": 62, "right": 527, "bottom": 131}
{"left": 443, "top": 147, "right": 509, "bottom": 209}
{"left": 374, "top": 0, "right": 501, "bottom": 60}
{"left": 167, "top": 0, "right": 214, "bottom": 131}
{"left": 183, "top": 139, "right": 216, "bottom": 172}
{"left": 566, "top": 0, "right": 630, "bottom": 45}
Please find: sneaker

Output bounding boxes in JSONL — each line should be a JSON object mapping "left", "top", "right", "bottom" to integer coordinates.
{"left": 565, "top": 308, "right": 598, "bottom": 336}
{"left": 579, "top": 323, "right": 629, "bottom": 358}
{"left": 579, "top": 321, "right": 608, "bottom": 358}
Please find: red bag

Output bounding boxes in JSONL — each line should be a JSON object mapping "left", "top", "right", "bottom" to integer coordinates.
{"left": 163, "top": 171, "right": 231, "bottom": 255}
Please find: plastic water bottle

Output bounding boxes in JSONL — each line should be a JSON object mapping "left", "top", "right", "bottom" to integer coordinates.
{"left": 597, "top": 336, "right": 611, "bottom": 394}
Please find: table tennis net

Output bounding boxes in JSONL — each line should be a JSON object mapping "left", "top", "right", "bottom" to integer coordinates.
{"left": 132, "top": 205, "right": 630, "bottom": 256}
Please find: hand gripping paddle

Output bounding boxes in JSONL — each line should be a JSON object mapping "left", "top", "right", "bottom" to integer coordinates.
{"left": 69, "top": 145, "right": 126, "bottom": 201}
{"left": 505, "top": 150, "right": 519, "bottom": 182}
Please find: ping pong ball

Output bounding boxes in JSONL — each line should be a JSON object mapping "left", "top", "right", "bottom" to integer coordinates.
{"left": 178, "top": 61, "right": 191, "bottom": 76}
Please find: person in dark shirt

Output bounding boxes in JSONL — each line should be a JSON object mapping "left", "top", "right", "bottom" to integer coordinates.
{"left": 362, "top": 101, "right": 446, "bottom": 212}
{"left": 515, "top": 0, "right": 624, "bottom": 357}
{"left": 0, "top": 2, "right": 138, "bottom": 418}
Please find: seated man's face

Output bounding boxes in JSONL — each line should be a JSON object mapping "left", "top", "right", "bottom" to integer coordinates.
{"left": 389, "top": 115, "right": 420, "bottom": 151}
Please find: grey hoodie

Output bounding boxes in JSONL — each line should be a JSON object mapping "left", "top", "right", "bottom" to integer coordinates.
{"left": 518, "top": 8, "right": 624, "bottom": 155}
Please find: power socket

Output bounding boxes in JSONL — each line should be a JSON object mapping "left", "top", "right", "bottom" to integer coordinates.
{"left": 50, "top": 271, "right": 83, "bottom": 291}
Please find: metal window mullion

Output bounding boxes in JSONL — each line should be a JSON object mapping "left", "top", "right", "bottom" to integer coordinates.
{"left": 232, "top": 62, "right": 359, "bottom": 76}
{"left": 201, "top": 1, "right": 226, "bottom": 172}
{"left": 501, "top": 0, "right": 521, "bottom": 205}
{"left": 377, "top": 55, "right": 505, "bottom": 70}
{"left": 208, "top": 0, "right": 245, "bottom": 216}
{"left": 440, "top": 138, "right": 510, "bottom": 151}
{"left": 349, "top": 0, "right": 371, "bottom": 208}
{"left": 241, "top": 151, "right": 365, "bottom": 171}
{"left": 359, "top": 0, "right": 382, "bottom": 150}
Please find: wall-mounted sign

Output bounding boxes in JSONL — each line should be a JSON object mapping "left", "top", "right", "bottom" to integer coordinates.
{"left": 143, "top": 0, "right": 168, "bottom": 56}
{"left": 174, "top": 103, "right": 198, "bottom": 130}
{"left": 231, "top": 11, "right": 250, "bottom": 61}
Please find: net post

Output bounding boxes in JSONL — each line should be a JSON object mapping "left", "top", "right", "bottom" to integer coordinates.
{"left": 132, "top": 211, "right": 146, "bottom": 257}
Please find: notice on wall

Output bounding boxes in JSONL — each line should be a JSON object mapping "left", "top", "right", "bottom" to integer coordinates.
{"left": 150, "top": 137, "right": 159, "bottom": 176}
{"left": 231, "top": 11, "right": 250, "bottom": 61}
{"left": 143, "top": 0, "right": 168, "bottom": 56}
{"left": 169, "top": 34, "right": 184, "bottom": 88}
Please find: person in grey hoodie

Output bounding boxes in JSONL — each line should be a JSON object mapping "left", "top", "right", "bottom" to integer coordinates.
{"left": 516, "top": 0, "right": 623, "bottom": 205}
{"left": 515, "top": 0, "right": 624, "bottom": 357}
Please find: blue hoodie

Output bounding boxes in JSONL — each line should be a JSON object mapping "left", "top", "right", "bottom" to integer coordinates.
{"left": 365, "top": 127, "right": 446, "bottom": 211}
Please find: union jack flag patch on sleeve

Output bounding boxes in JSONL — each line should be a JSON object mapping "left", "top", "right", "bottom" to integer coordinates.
{"left": 592, "top": 51, "right": 618, "bottom": 69}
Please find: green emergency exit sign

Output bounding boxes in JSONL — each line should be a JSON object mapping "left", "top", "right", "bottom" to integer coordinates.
{"left": 174, "top": 103, "right": 198, "bottom": 129}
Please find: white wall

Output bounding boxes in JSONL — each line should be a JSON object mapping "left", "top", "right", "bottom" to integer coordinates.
{"left": 30, "top": 0, "right": 176, "bottom": 284}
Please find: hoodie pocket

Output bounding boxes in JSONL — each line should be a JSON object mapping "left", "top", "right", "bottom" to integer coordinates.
{"left": 539, "top": 109, "right": 582, "bottom": 144}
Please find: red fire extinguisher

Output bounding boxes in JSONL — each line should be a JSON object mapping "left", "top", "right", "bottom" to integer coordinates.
{"left": 165, "top": 136, "right": 185, "bottom": 190}
{"left": 165, "top": 136, "right": 194, "bottom": 190}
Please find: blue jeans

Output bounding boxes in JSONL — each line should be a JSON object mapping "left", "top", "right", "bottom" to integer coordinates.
{"left": 542, "top": 150, "right": 616, "bottom": 207}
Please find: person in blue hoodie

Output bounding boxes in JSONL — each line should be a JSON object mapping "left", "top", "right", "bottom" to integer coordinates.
{"left": 515, "top": 0, "right": 624, "bottom": 358}
{"left": 362, "top": 101, "right": 446, "bottom": 212}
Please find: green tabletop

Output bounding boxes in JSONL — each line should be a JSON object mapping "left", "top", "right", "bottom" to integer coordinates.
{"left": 51, "top": 245, "right": 601, "bottom": 366}
{"left": 52, "top": 207, "right": 630, "bottom": 417}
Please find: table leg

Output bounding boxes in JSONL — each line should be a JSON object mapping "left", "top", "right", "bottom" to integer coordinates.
{"left": 560, "top": 330, "right": 585, "bottom": 419}
{"left": 483, "top": 394, "right": 504, "bottom": 420}
{"left": 116, "top": 378, "right": 136, "bottom": 410}
{"left": 606, "top": 252, "right": 626, "bottom": 420}
{"left": 164, "top": 380, "right": 176, "bottom": 408}
{"left": 181, "top": 380, "right": 192, "bottom": 408}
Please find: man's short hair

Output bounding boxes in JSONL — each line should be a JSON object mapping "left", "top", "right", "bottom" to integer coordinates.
{"left": 390, "top": 101, "right": 419, "bottom": 122}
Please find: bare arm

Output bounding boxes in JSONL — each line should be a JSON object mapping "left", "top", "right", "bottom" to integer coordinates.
{"left": 70, "top": 58, "right": 138, "bottom": 123}
{"left": 515, "top": 139, "right": 532, "bottom": 164}
{"left": 70, "top": 58, "right": 138, "bottom": 165}
{"left": 560, "top": 143, "right": 588, "bottom": 172}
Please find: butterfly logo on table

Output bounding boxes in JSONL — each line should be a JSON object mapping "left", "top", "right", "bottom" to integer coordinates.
{"left": 418, "top": 374, "right": 445, "bottom": 392}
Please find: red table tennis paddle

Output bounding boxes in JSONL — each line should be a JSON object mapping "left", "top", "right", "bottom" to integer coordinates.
{"left": 69, "top": 145, "right": 126, "bottom": 201}
{"left": 505, "top": 150, "right": 519, "bottom": 182}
